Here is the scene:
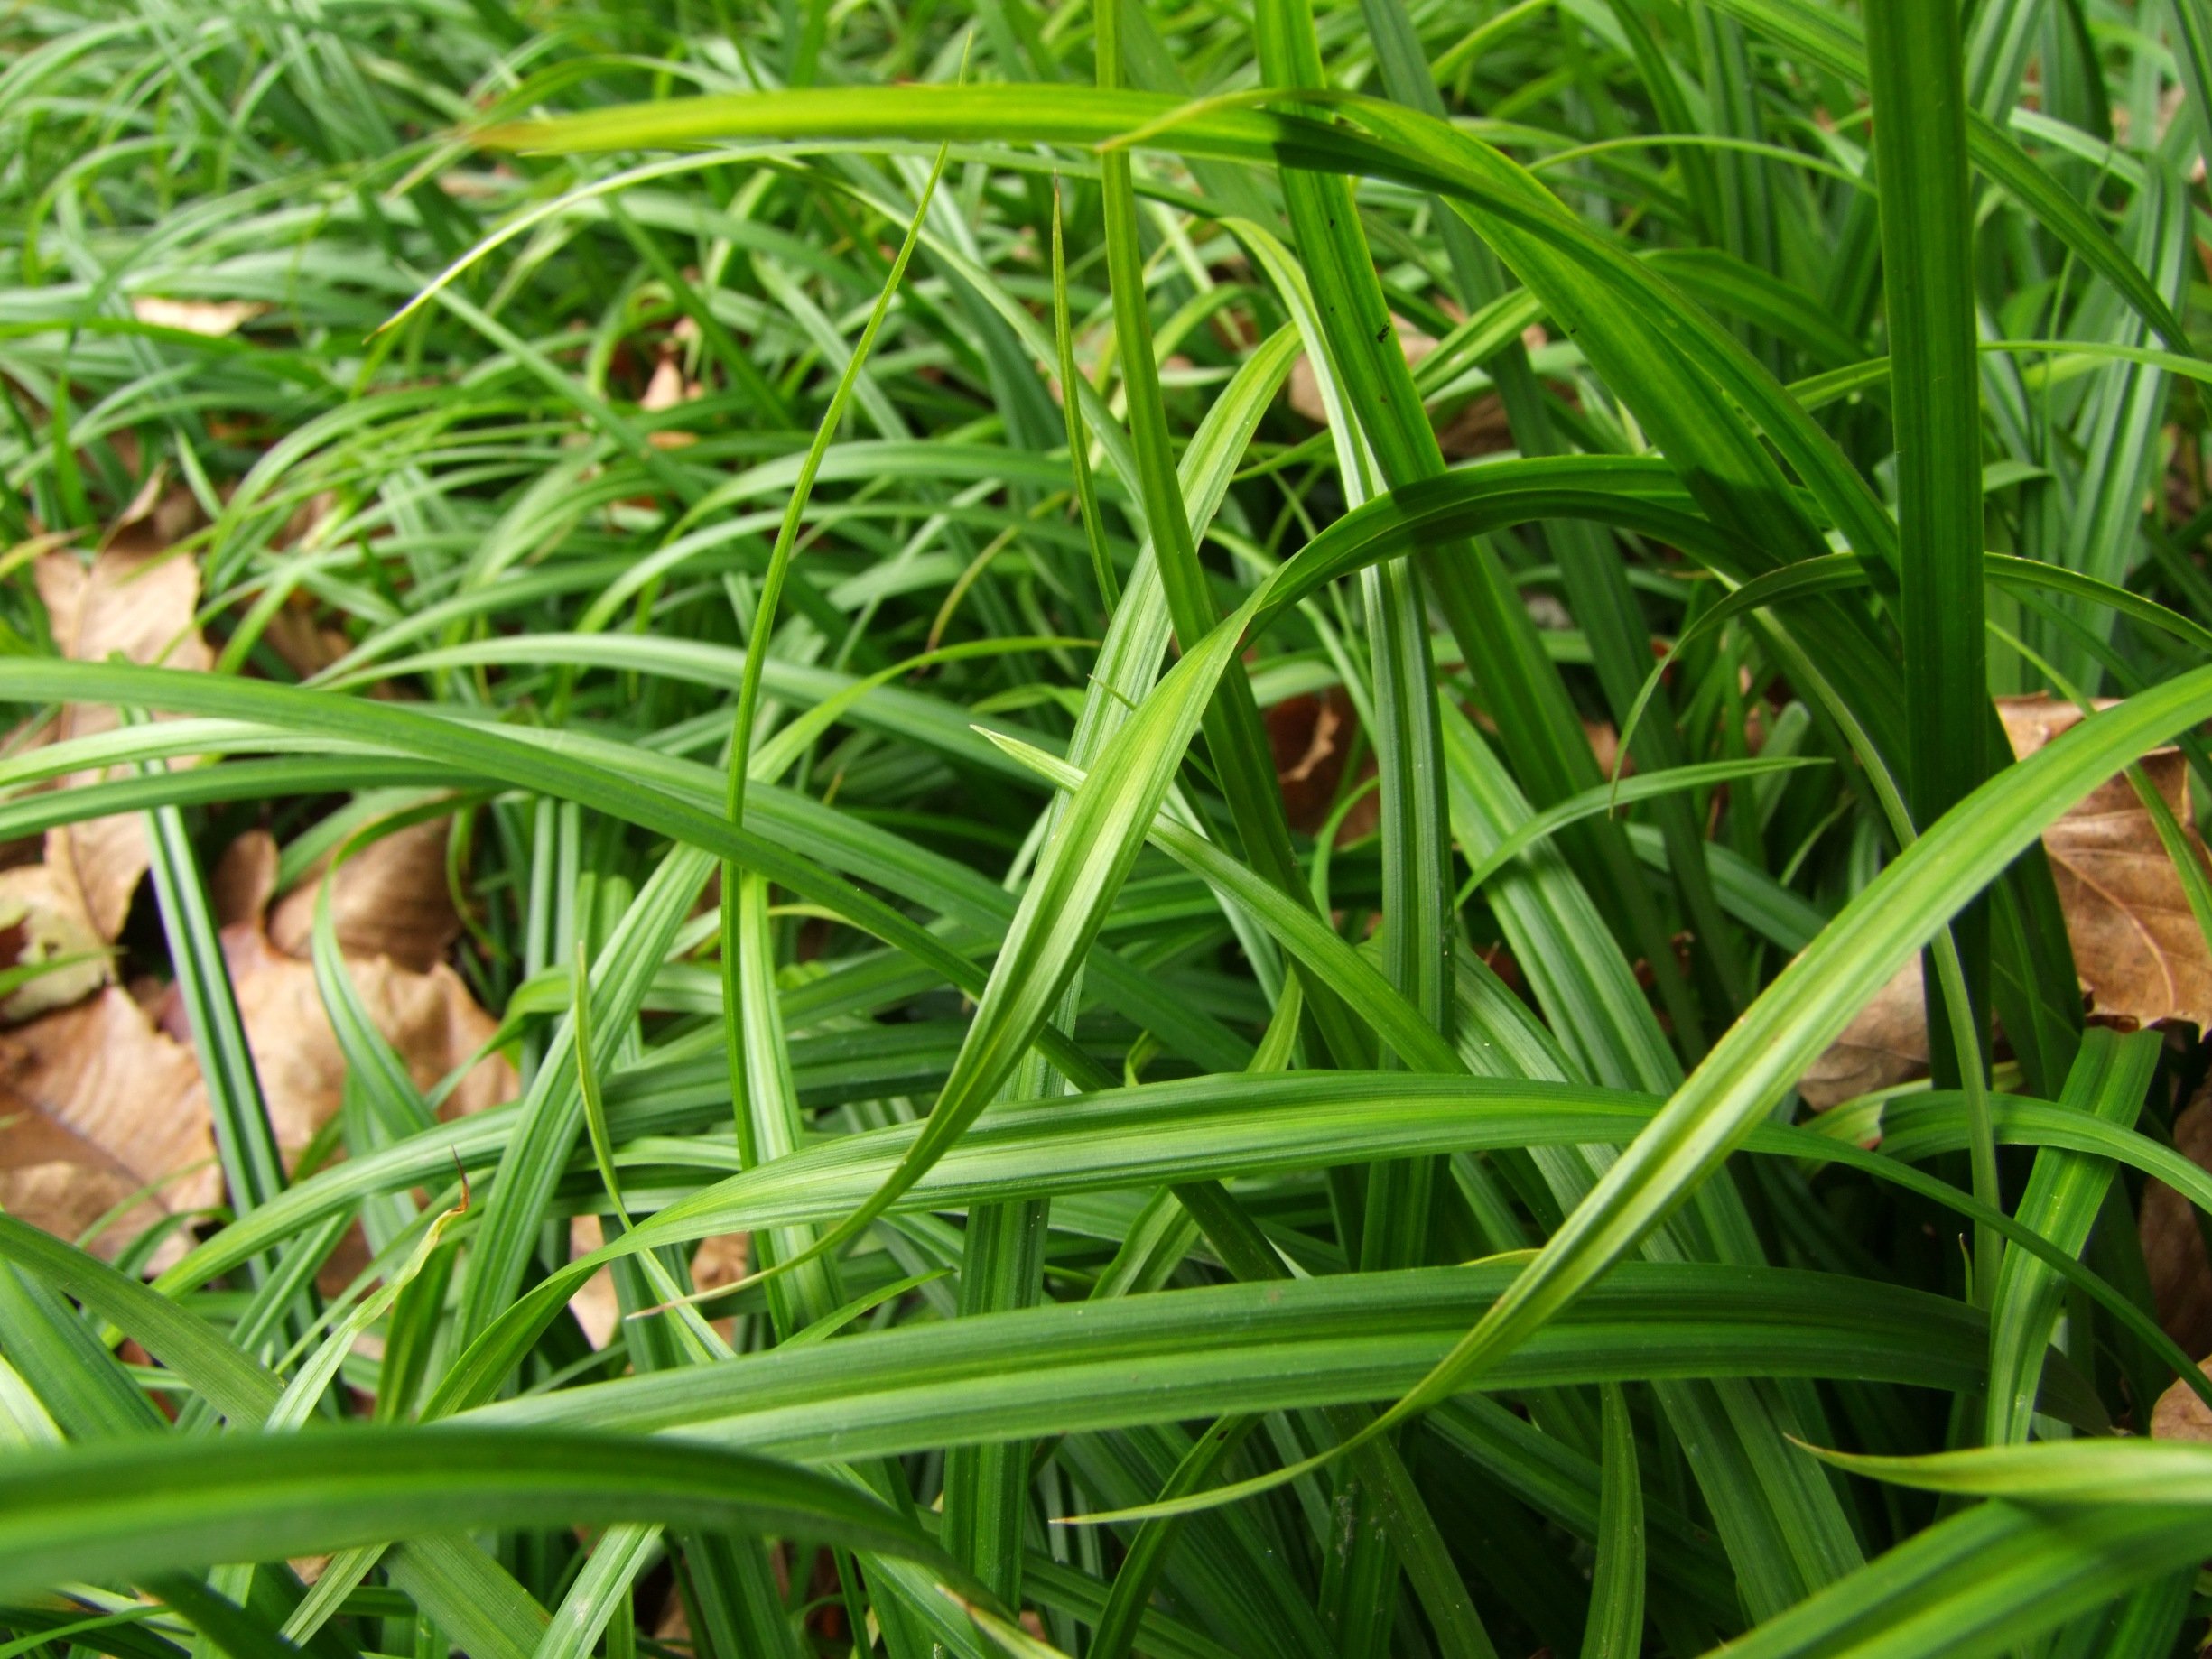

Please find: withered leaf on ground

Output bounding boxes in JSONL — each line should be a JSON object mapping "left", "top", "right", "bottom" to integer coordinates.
{"left": 34, "top": 531, "right": 213, "bottom": 939}
{"left": 0, "top": 863, "right": 110, "bottom": 1021}
{"left": 0, "top": 987, "right": 219, "bottom": 1265}
{"left": 2143, "top": 1085, "right": 2212, "bottom": 1358}
{"left": 639, "top": 346, "right": 705, "bottom": 449}
{"left": 209, "top": 830, "right": 279, "bottom": 931}
{"left": 2152, "top": 1357, "right": 2212, "bottom": 1440}
{"left": 1287, "top": 315, "right": 1533, "bottom": 459}
{"left": 2003, "top": 697, "right": 2212, "bottom": 1033}
{"left": 567, "top": 1215, "right": 621, "bottom": 1350}
{"left": 1797, "top": 957, "right": 1930, "bottom": 1111}
{"left": 1803, "top": 695, "right": 2212, "bottom": 1108}
{"left": 1268, "top": 690, "right": 1354, "bottom": 837}
{"left": 263, "top": 597, "right": 354, "bottom": 681}
{"left": 268, "top": 818, "right": 463, "bottom": 975}
{"left": 0, "top": 825, "right": 512, "bottom": 1269}
{"left": 151, "top": 915, "right": 512, "bottom": 1163}
{"left": 128, "top": 297, "right": 269, "bottom": 338}
{"left": 566, "top": 1220, "right": 750, "bottom": 1352}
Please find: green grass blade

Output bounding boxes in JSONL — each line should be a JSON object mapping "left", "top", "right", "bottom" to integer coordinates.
{"left": 0, "top": 1430, "right": 976, "bottom": 1604}
{"left": 1578, "top": 1385, "right": 1644, "bottom": 1659}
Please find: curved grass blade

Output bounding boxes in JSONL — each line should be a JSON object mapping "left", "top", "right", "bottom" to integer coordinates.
{"left": 0, "top": 1429, "right": 976, "bottom": 1604}
{"left": 1579, "top": 1385, "right": 1644, "bottom": 1659}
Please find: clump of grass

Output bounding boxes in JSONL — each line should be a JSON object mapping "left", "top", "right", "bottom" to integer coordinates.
{"left": 5, "top": 1, "right": 2212, "bottom": 1655}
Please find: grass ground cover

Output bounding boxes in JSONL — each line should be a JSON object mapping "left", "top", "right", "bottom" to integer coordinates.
{"left": 9, "top": 0, "right": 2212, "bottom": 1654}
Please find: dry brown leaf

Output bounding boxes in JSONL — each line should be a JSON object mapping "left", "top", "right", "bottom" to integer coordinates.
{"left": 268, "top": 819, "right": 462, "bottom": 975}
{"left": 35, "top": 536, "right": 214, "bottom": 939}
{"left": 640, "top": 348, "right": 706, "bottom": 448}
{"left": 42, "top": 820, "right": 151, "bottom": 946}
{"left": 640, "top": 353, "right": 687, "bottom": 412}
{"left": 2002, "top": 695, "right": 2212, "bottom": 1033}
{"left": 2143, "top": 1087, "right": 2212, "bottom": 1357}
{"left": 1268, "top": 690, "right": 1353, "bottom": 836}
{"left": 692, "top": 1230, "right": 749, "bottom": 1295}
{"left": 1797, "top": 958, "right": 1929, "bottom": 1111}
{"left": 209, "top": 830, "right": 279, "bottom": 931}
{"left": 1585, "top": 720, "right": 1630, "bottom": 783}
{"left": 655, "top": 1588, "right": 692, "bottom": 1646}
{"left": 151, "top": 921, "right": 513, "bottom": 1161}
{"left": 1804, "top": 694, "right": 2212, "bottom": 1107}
{"left": 1266, "top": 688, "right": 1380, "bottom": 845}
{"left": 0, "top": 987, "right": 219, "bottom": 1264}
{"left": 255, "top": 496, "right": 356, "bottom": 677}
{"left": 262, "top": 599, "right": 354, "bottom": 681}
{"left": 2152, "top": 1358, "right": 2212, "bottom": 1440}
{"left": 0, "top": 800, "right": 508, "bottom": 1270}
{"left": 1436, "top": 394, "right": 1514, "bottom": 459}
{"left": 0, "top": 1111, "right": 189, "bottom": 1268}
{"left": 563, "top": 1226, "right": 747, "bottom": 1352}
{"left": 129, "top": 297, "right": 269, "bottom": 338}
{"left": 0, "top": 863, "right": 110, "bottom": 1021}
{"left": 40, "top": 527, "right": 210, "bottom": 665}
{"left": 1287, "top": 318, "right": 1515, "bottom": 459}
{"left": 567, "top": 1215, "right": 620, "bottom": 1349}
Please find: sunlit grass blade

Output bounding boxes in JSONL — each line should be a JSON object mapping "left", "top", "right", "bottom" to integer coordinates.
{"left": 0, "top": 1430, "right": 977, "bottom": 1603}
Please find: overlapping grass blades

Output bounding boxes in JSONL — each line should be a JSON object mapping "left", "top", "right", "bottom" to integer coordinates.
{"left": 6, "top": 2, "right": 2212, "bottom": 1656}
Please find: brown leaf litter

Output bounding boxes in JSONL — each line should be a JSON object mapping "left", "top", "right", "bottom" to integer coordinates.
{"left": 128, "top": 297, "right": 270, "bottom": 338}
{"left": 2143, "top": 1082, "right": 2212, "bottom": 1359}
{"left": 4, "top": 509, "right": 513, "bottom": 1265}
{"left": 0, "top": 822, "right": 512, "bottom": 1267}
{"left": 153, "top": 830, "right": 512, "bottom": 1164}
{"left": 1800, "top": 696, "right": 2212, "bottom": 1109}
{"left": 33, "top": 495, "right": 214, "bottom": 940}
{"left": 266, "top": 819, "right": 463, "bottom": 975}
{"left": 566, "top": 1219, "right": 749, "bottom": 1351}
{"left": 1287, "top": 314, "right": 1548, "bottom": 459}
{"left": 0, "top": 988, "right": 219, "bottom": 1267}
{"left": 2152, "top": 1356, "right": 2212, "bottom": 1441}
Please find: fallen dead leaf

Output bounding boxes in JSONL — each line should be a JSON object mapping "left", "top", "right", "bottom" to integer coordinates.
{"left": 0, "top": 834, "right": 511, "bottom": 1268}
{"left": 263, "top": 596, "right": 354, "bottom": 681}
{"left": 2003, "top": 696, "right": 2212, "bottom": 1033}
{"left": 1436, "top": 393, "right": 1514, "bottom": 459}
{"left": 2152, "top": 1357, "right": 2212, "bottom": 1440}
{"left": 640, "top": 353, "right": 687, "bottom": 412}
{"left": 209, "top": 830, "right": 279, "bottom": 931}
{"left": 1798, "top": 959, "right": 1931, "bottom": 1112}
{"left": 655, "top": 1588, "right": 692, "bottom": 1646}
{"left": 567, "top": 1214, "right": 621, "bottom": 1349}
{"left": 2143, "top": 1085, "right": 2212, "bottom": 1357}
{"left": 693, "top": 1230, "right": 749, "bottom": 1345}
{"left": 1585, "top": 720, "right": 1631, "bottom": 783}
{"left": 565, "top": 1223, "right": 748, "bottom": 1352}
{"left": 640, "top": 348, "right": 705, "bottom": 448}
{"left": 0, "top": 863, "right": 110, "bottom": 1021}
{"left": 268, "top": 819, "right": 462, "bottom": 975}
{"left": 1803, "top": 695, "right": 2212, "bottom": 1108}
{"left": 1287, "top": 316, "right": 1515, "bottom": 459}
{"left": 255, "top": 493, "right": 355, "bottom": 678}
{"left": 692, "top": 1228, "right": 749, "bottom": 1293}
{"left": 129, "top": 297, "right": 269, "bottom": 338}
{"left": 0, "top": 987, "right": 219, "bottom": 1265}
{"left": 35, "top": 532, "right": 214, "bottom": 939}
{"left": 64, "top": 830, "right": 511, "bottom": 1185}
{"left": 152, "top": 919, "right": 512, "bottom": 1162}
{"left": 0, "top": 1138, "right": 165, "bottom": 1261}
{"left": 1269, "top": 690, "right": 1354, "bottom": 836}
